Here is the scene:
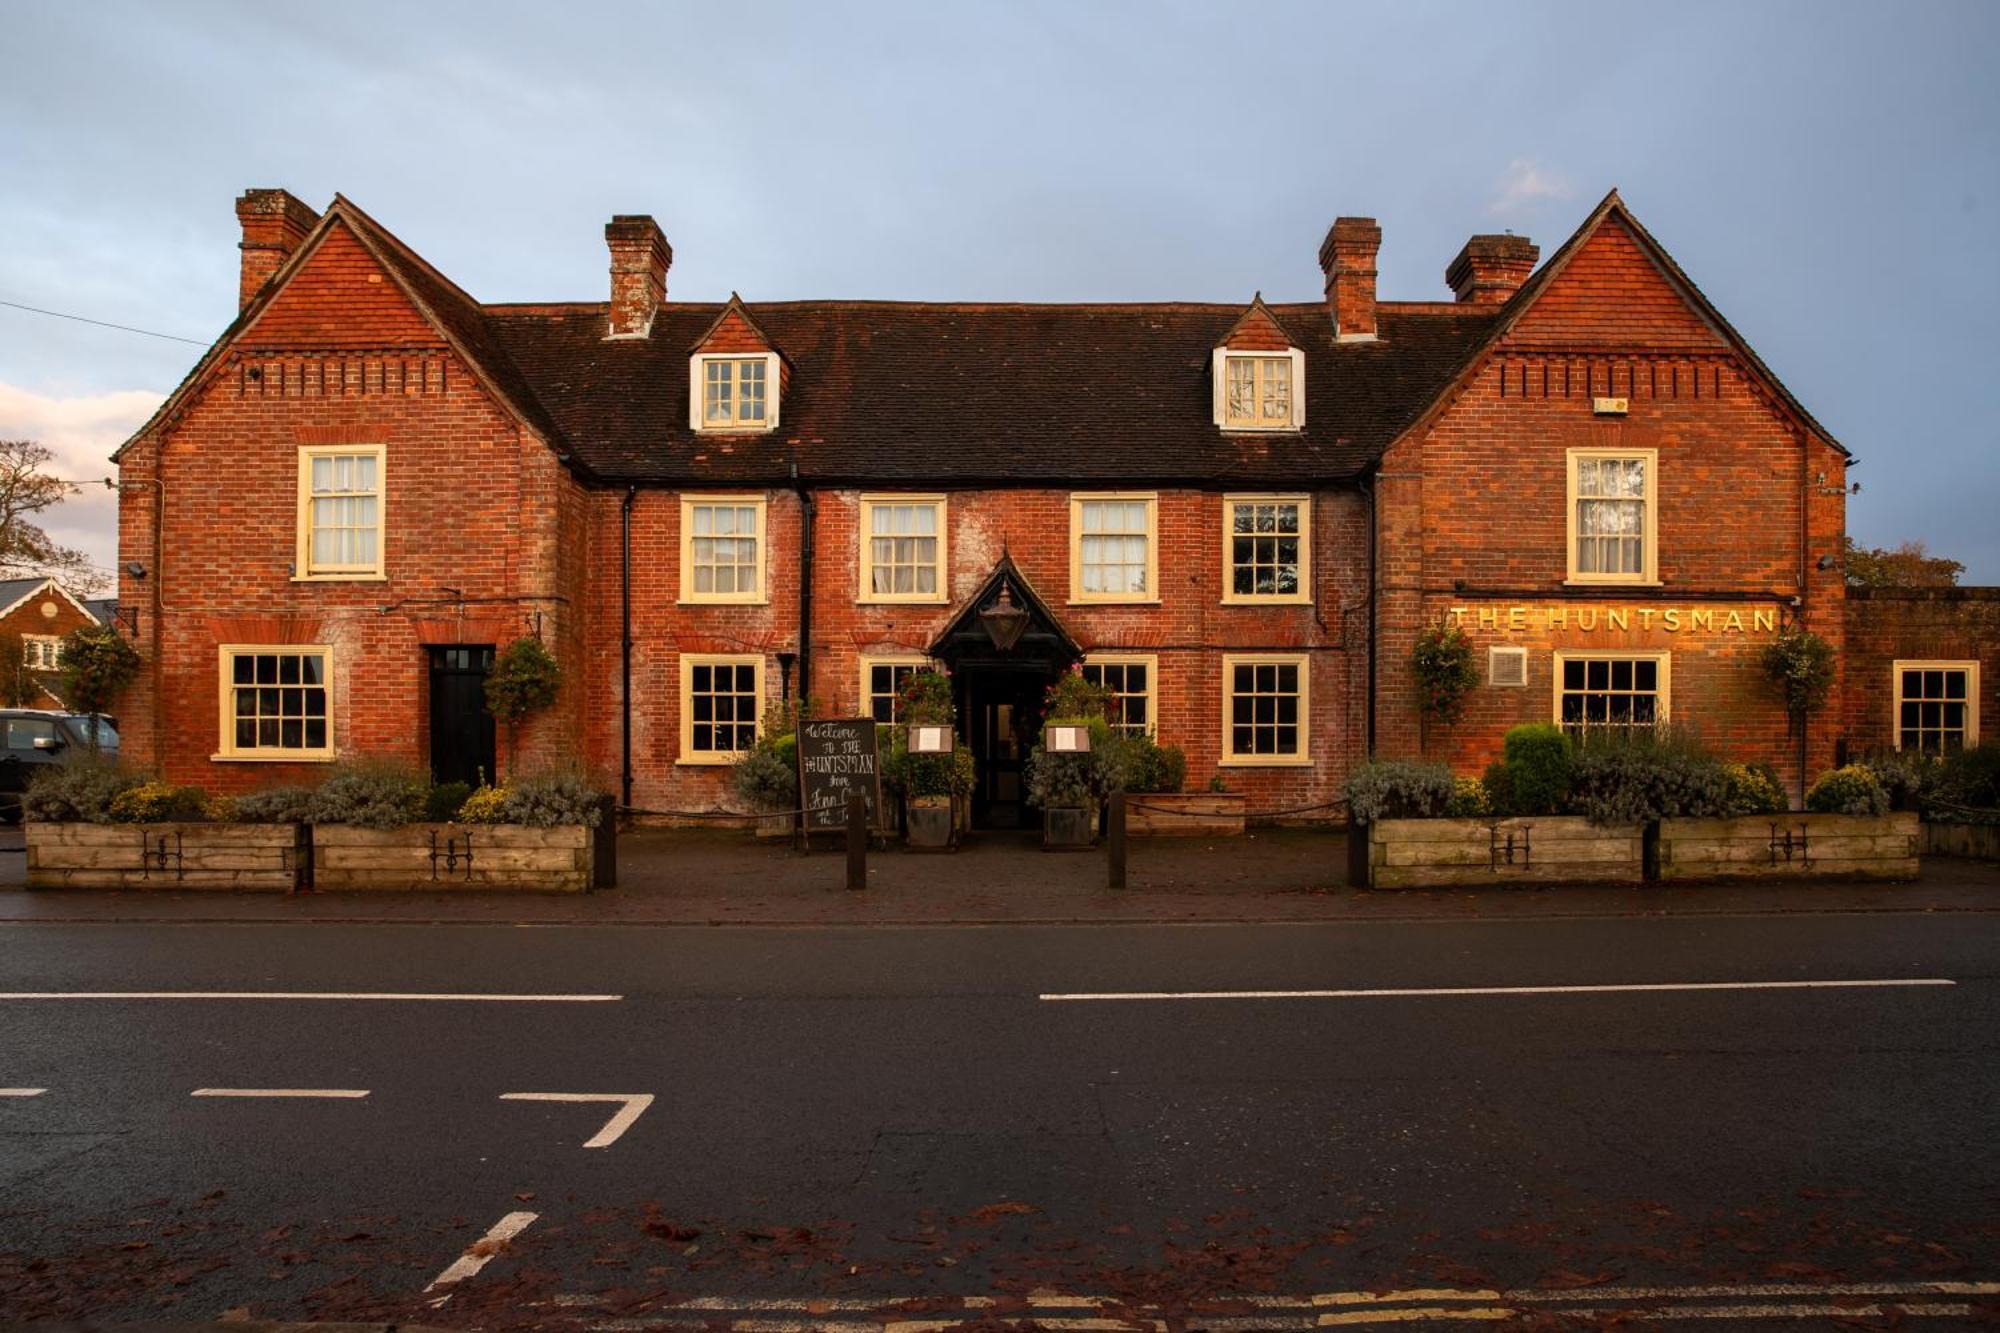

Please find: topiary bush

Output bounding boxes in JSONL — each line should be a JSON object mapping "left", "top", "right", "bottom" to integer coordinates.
{"left": 1721, "top": 762, "right": 1788, "bottom": 816}
{"left": 234, "top": 785, "right": 317, "bottom": 824}
{"left": 1490, "top": 723, "right": 1573, "bottom": 816}
{"left": 1343, "top": 759, "right": 1454, "bottom": 823}
{"left": 22, "top": 759, "right": 144, "bottom": 823}
{"left": 1805, "top": 765, "right": 1890, "bottom": 816}
{"left": 106, "top": 781, "right": 210, "bottom": 824}
{"left": 1565, "top": 733, "right": 1731, "bottom": 826}
{"left": 308, "top": 761, "right": 429, "bottom": 829}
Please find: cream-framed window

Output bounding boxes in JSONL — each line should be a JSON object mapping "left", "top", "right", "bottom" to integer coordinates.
{"left": 21, "top": 635, "right": 61, "bottom": 671}
{"left": 679, "top": 653, "right": 764, "bottom": 764}
{"left": 859, "top": 495, "right": 947, "bottom": 603}
{"left": 1566, "top": 448, "right": 1658, "bottom": 585}
{"left": 296, "top": 446, "right": 385, "bottom": 580}
{"left": 1894, "top": 660, "right": 1979, "bottom": 754}
{"left": 859, "top": 654, "right": 935, "bottom": 724}
{"left": 680, "top": 496, "right": 767, "bottom": 604}
{"left": 1555, "top": 651, "right": 1670, "bottom": 742}
{"left": 1211, "top": 348, "right": 1306, "bottom": 431}
{"left": 690, "top": 352, "right": 781, "bottom": 433}
{"left": 215, "top": 645, "right": 333, "bottom": 761}
{"left": 1081, "top": 654, "right": 1157, "bottom": 736}
{"left": 1222, "top": 494, "right": 1311, "bottom": 603}
{"left": 1070, "top": 493, "right": 1158, "bottom": 603}
{"left": 1220, "top": 653, "right": 1310, "bottom": 766}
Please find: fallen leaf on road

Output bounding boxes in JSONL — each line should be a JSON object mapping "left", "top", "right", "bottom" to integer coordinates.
{"left": 971, "top": 1202, "right": 1040, "bottom": 1221}
{"left": 1537, "top": 1268, "right": 1618, "bottom": 1290}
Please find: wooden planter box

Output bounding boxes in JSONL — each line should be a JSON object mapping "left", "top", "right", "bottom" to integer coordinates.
{"left": 26, "top": 821, "right": 304, "bottom": 892}
{"left": 1125, "top": 792, "right": 1246, "bottom": 837}
{"left": 1921, "top": 820, "right": 2000, "bottom": 860}
{"left": 1659, "top": 813, "right": 1919, "bottom": 880}
{"left": 312, "top": 823, "right": 593, "bottom": 892}
{"left": 1370, "top": 816, "right": 1643, "bottom": 888}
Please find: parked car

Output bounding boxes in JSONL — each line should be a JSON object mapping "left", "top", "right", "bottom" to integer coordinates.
{"left": 0, "top": 711, "right": 120, "bottom": 820}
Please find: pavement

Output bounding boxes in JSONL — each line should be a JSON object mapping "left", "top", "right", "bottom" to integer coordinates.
{"left": 0, "top": 825, "right": 1995, "bottom": 927}
{"left": 2, "top": 913, "right": 1996, "bottom": 1328}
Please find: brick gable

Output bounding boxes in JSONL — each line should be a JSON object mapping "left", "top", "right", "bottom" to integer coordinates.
{"left": 239, "top": 220, "right": 442, "bottom": 349}
{"left": 1503, "top": 214, "right": 1726, "bottom": 352}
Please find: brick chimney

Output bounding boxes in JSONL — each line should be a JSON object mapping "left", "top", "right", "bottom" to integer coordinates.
{"left": 1446, "top": 234, "right": 1539, "bottom": 305}
{"left": 605, "top": 215, "right": 672, "bottom": 339}
{"left": 235, "top": 189, "right": 318, "bottom": 310}
{"left": 1319, "top": 217, "right": 1381, "bottom": 342}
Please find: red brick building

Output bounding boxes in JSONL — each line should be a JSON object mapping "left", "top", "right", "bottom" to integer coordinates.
{"left": 110, "top": 188, "right": 1992, "bottom": 820}
{"left": 0, "top": 577, "right": 105, "bottom": 711}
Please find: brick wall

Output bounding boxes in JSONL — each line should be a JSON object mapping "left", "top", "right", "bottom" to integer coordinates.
{"left": 1843, "top": 588, "right": 2000, "bottom": 754}
{"left": 0, "top": 589, "right": 98, "bottom": 710}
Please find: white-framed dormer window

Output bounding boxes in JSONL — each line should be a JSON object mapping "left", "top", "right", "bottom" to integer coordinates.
{"left": 1212, "top": 349, "right": 1306, "bottom": 431}
{"left": 690, "top": 352, "right": 782, "bottom": 433}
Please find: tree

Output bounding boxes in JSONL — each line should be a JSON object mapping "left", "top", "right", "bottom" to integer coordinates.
{"left": 0, "top": 439, "right": 106, "bottom": 596}
{"left": 1844, "top": 537, "right": 1962, "bottom": 589}
{"left": 0, "top": 629, "right": 33, "bottom": 708}
{"left": 57, "top": 626, "right": 140, "bottom": 751}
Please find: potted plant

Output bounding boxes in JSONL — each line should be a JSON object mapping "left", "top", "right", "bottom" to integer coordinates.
{"left": 882, "top": 671, "right": 971, "bottom": 849}
{"left": 1024, "top": 668, "right": 1119, "bottom": 850}
{"left": 731, "top": 702, "right": 801, "bottom": 837}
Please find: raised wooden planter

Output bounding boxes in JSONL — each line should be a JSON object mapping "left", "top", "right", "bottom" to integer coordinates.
{"left": 1920, "top": 820, "right": 2000, "bottom": 860}
{"left": 312, "top": 823, "right": 593, "bottom": 892}
{"left": 1126, "top": 792, "right": 1247, "bottom": 837}
{"left": 26, "top": 821, "right": 304, "bottom": 891}
{"left": 1370, "top": 816, "right": 1643, "bottom": 888}
{"left": 1659, "top": 813, "right": 1919, "bottom": 880}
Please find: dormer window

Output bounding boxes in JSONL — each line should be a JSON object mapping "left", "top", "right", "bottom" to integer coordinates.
{"left": 1211, "top": 348, "right": 1306, "bottom": 431}
{"left": 690, "top": 351, "right": 782, "bottom": 433}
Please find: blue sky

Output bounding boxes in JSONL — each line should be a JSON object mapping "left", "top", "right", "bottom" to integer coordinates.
{"left": 3, "top": 0, "right": 1995, "bottom": 580}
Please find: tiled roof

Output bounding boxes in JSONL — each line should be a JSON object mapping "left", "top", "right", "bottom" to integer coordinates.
{"left": 483, "top": 299, "right": 1497, "bottom": 485}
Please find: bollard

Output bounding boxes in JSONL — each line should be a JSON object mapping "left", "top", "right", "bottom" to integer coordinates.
{"left": 845, "top": 789, "right": 867, "bottom": 891}
{"left": 1107, "top": 791, "right": 1127, "bottom": 890}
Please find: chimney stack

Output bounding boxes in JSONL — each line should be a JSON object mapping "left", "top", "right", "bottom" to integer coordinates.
{"left": 1446, "top": 234, "right": 1539, "bottom": 305}
{"left": 1319, "top": 217, "right": 1381, "bottom": 342}
{"left": 605, "top": 215, "right": 672, "bottom": 339}
{"left": 235, "top": 189, "right": 318, "bottom": 310}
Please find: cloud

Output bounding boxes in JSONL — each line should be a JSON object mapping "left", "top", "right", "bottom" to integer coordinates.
{"left": 0, "top": 381, "right": 164, "bottom": 582}
{"left": 1489, "top": 158, "right": 1575, "bottom": 216}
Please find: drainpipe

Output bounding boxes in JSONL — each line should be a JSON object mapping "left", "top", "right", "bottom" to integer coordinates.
{"left": 1361, "top": 471, "right": 1378, "bottom": 757}
{"left": 791, "top": 465, "right": 815, "bottom": 716}
{"left": 620, "top": 486, "right": 636, "bottom": 809}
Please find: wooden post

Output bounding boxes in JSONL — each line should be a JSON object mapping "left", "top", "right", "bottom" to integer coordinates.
{"left": 1107, "top": 792, "right": 1127, "bottom": 890}
{"left": 845, "top": 789, "right": 867, "bottom": 891}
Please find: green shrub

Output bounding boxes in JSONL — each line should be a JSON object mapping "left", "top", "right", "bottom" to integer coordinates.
{"left": 1759, "top": 626, "right": 1836, "bottom": 719}
{"left": 1857, "top": 749, "right": 1937, "bottom": 813}
{"left": 1721, "top": 762, "right": 1787, "bottom": 816}
{"left": 1805, "top": 765, "right": 1890, "bottom": 816}
{"left": 1566, "top": 733, "right": 1731, "bottom": 825}
{"left": 22, "top": 759, "right": 144, "bottom": 823}
{"left": 58, "top": 627, "right": 141, "bottom": 735}
{"left": 106, "top": 781, "right": 210, "bottom": 824}
{"left": 1933, "top": 743, "right": 2000, "bottom": 814}
{"left": 499, "top": 770, "right": 610, "bottom": 827}
{"left": 1343, "top": 759, "right": 1454, "bottom": 823}
{"left": 233, "top": 785, "right": 317, "bottom": 824}
{"left": 1444, "top": 775, "right": 1490, "bottom": 817}
{"left": 1117, "top": 733, "right": 1187, "bottom": 794}
{"left": 456, "top": 785, "right": 509, "bottom": 824}
{"left": 1043, "top": 668, "right": 1116, "bottom": 726}
{"left": 308, "top": 761, "right": 429, "bottom": 829}
{"left": 1495, "top": 723, "right": 1573, "bottom": 815}
{"left": 732, "top": 734, "right": 799, "bottom": 811}
{"left": 895, "top": 670, "right": 955, "bottom": 725}
{"left": 425, "top": 780, "right": 473, "bottom": 823}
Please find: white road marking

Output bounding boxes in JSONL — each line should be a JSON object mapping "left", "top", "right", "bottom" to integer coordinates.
{"left": 1318, "top": 1303, "right": 1976, "bottom": 1325}
{"left": 191, "top": 1088, "right": 370, "bottom": 1098}
{"left": 1040, "top": 978, "right": 1957, "bottom": 1002}
{"left": 0, "top": 990, "right": 619, "bottom": 1002}
{"left": 0, "top": 1088, "right": 47, "bottom": 1097}
{"left": 423, "top": 1209, "right": 537, "bottom": 1302}
{"left": 500, "top": 1092, "right": 655, "bottom": 1148}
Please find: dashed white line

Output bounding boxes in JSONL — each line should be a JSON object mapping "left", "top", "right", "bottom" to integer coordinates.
{"left": 1040, "top": 978, "right": 1957, "bottom": 1002}
{"left": 0, "top": 1088, "right": 47, "bottom": 1097}
{"left": 423, "top": 1209, "right": 538, "bottom": 1302}
{"left": 500, "top": 1092, "right": 655, "bottom": 1147}
{"left": 191, "top": 1088, "right": 370, "bottom": 1099}
{"left": 0, "top": 991, "right": 620, "bottom": 1002}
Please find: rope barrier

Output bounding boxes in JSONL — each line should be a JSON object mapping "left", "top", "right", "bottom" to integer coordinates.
{"left": 617, "top": 805, "right": 808, "bottom": 823}
{"left": 1123, "top": 796, "right": 1351, "bottom": 821}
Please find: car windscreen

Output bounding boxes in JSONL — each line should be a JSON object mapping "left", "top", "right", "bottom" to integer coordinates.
{"left": 60, "top": 717, "right": 119, "bottom": 749}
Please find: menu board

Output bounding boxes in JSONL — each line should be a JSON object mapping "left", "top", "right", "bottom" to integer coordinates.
{"left": 797, "top": 718, "right": 883, "bottom": 833}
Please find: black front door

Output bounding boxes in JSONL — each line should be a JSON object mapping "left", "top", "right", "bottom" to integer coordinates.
{"left": 965, "top": 669, "right": 1047, "bottom": 829}
{"left": 428, "top": 645, "right": 496, "bottom": 788}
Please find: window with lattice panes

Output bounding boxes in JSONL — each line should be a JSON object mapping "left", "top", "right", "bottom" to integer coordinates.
{"left": 1895, "top": 661, "right": 1978, "bottom": 754}
{"left": 1222, "top": 654, "right": 1308, "bottom": 764}
{"left": 219, "top": 647, "right": 331, "bottom": 758}
{"left": 1072, "top": 495, "right": 1156, "bottom": 601}
{"left": 681, "top": 656, "right": 762, "bottom": 762}
{"left": 1081, "top": 656, "right": 1155, "bottom": 736}
{"left": 702, "top": 357, "right": 768, "bottom": 428}
{"left": 298, "top": 447, "right": 384, "bottom": 578}
{"left": 1568, "top": 450, "right": 1655, "bottom": 583}
{"left": 1223, "top": 356, "right": 1292, "bottom": 429}
{"left": 1557, "top": 654, "right": 1667, "bottom": 741}
{"left": 861, "top": 498, "right": 945, "bottom": 602}
{"left": 1225, "top": 497, "right": 1308, "bottom": 601}
{"left": 21, "top": 635, "right": 61, "bottom": 671}
{"left": 682, "top": 499, "right": 764, "bottom": 602}
{"left": 862, "top": 657, "right": 931, "bottom": 724}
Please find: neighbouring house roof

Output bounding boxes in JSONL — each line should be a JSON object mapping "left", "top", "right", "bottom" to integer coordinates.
{"left": 0, "top": 577, "right": 100, "bottom": 626}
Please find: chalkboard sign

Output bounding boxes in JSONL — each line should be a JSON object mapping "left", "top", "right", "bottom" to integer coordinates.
{"left": 797, "top": 718, "right": 883, "bottom": 833}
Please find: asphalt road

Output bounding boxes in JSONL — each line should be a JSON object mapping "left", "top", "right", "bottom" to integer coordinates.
{"left": 0, "top": 913, "right": 1995, "bottom": 1329}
